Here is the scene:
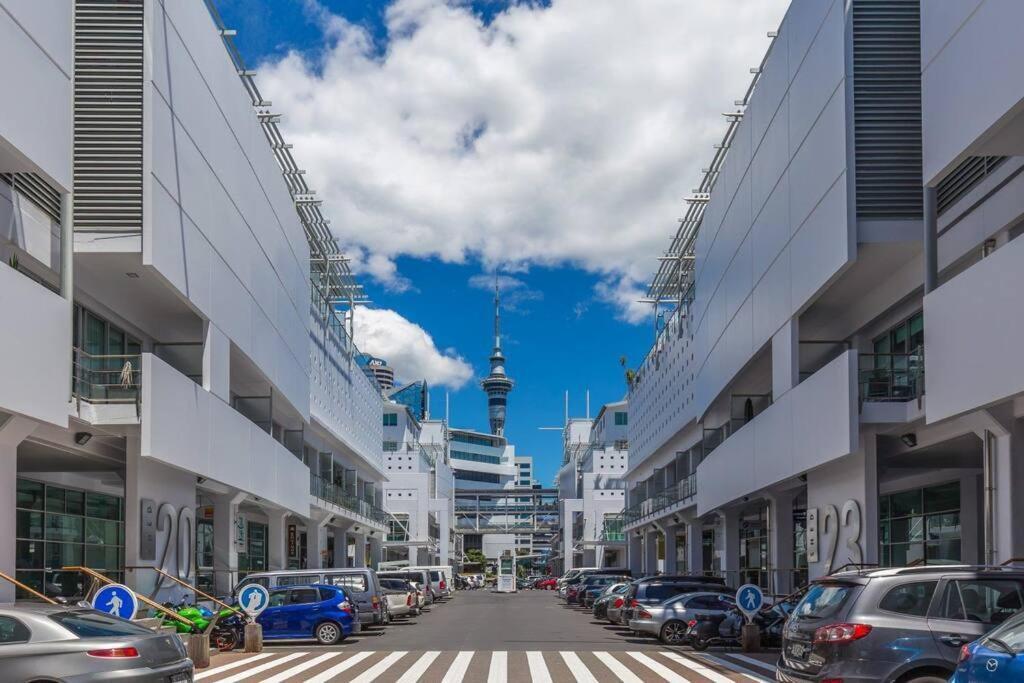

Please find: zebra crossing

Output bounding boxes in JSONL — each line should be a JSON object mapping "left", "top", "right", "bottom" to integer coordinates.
{"left": 196, "top": 649, "right": 777, "bottom": 683}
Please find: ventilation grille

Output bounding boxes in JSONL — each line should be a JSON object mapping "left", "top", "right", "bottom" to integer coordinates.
{"left": 852, "top": 0, "right": 922, "bottom": 219}
{"left": 936, "top": 156, "right": 1008, "bottom": 215}
{"left": 73, "top": 0, "right": 144, "bottom": 232}
{"left": 0, "top": 173, "right": 62, "bottom": 222}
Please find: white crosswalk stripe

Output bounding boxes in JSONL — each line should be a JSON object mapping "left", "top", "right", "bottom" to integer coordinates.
{"left": 627, "top": 651, "right": 689, "bottom": 683}
{"left": 559, "top": 651, "right": 598, "bottom": 683}
{"left": 592, "top": 651, "right": 645, "bottom": 683}
{"left": 195, "top": 653, "right": 275, "bottom": 680}
{"left": 349, "top": 651, "right": 407, "bottom": 683}
{"left": 688, "top": 652, "right": 774, "bottom": 682}
{"left": 440, "top": 651, "right": 473, "bottom": 683}
{"left": 259, "top": 652, "right": 344, "bottom": 683}
{"left": 661, "top": 651, "right": 740, "bottom": 683}
{"left": 214, "top": 652, "right": 308, "bottom": 683}
{"left": 488, "top": 650, "right": 507, "bottom": 683}
{"left": 727, "top": 653, "right": 778, "bottom": 673}
{"left": 305, "top": 651, "right": 375, "bottom": 683}
{"left": 396, "top": 651, "right": 441, "bottom": 683}
{"left": 527, "top": 650, "right": 552, "bottom": 683}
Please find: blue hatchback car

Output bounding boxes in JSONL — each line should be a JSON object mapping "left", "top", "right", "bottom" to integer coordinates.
{"left": 952, "top": 609, "right": 1024, "bottom": 682}
{"left": 256, "top": 584, "right": 357, "bottom": 645}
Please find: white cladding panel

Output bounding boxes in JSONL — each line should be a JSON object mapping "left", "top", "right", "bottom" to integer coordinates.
{"left": 921, "top": 0, "right": 1024, "bottom": 183}
{"left": 0, "top": 262, "right": 71, "bottom": 427}
{"left": 0, "top": 1, "right": 72, "bottom": 189}
{"left": 141, "top": 353, "right": 310, "bottom": 516}
{"left": 144, "top": 0, "right": 311, "bottom": 416}
{"left": 924, "top": 237, "right": 1024, "bottom": 423}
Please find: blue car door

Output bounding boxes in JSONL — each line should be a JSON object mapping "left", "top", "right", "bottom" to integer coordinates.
{"left": 258, "top": 590, "right": 291, "bottom": 637}
{"left": 288, "top": 587, "right": 323, "bottom": 636}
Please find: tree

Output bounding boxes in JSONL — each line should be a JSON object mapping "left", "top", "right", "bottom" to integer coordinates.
{"left": 620, "top": 356, "right": 637, "bottom": 389}
{"left": 464, "top": 548, "right": 486, "bottom": 566}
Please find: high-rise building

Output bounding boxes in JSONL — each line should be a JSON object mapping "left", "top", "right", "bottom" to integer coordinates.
{"left": 358, "top": 354, "right": 396, "bottom": 392}
{"left": 480, "top": 283, "right": 513, "bottom": 436}
{"left": 388, "top": 380, "right": 429, "bottom": 421}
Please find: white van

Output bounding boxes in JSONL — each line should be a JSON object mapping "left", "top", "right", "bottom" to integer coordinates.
{"left": 407, "top": 565, "right": 454, "bottom": 600}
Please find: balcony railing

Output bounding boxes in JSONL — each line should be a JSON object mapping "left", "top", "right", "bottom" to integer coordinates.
{"left": 623, "top": 473, "right": 697, "bottom": 526}
{"left": 309, "top": 473, "right": 388, "bottom": 525}
{"left": 600, "top": 516, "right": 625, "bottom": 542}
{"left": 72, "top": 348, "right": 142, "bottom": 416}
{"left": 858, "top": 349, "right": 923, "bottom": 402}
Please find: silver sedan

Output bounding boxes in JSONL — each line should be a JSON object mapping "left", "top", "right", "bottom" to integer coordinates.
{"left": 0, "top": 604, "right": 192, "bottom": 682}
{"left": 628, "top": 591, "right": 736, "bottom": 645}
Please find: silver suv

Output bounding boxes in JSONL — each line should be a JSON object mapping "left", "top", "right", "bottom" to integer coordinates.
{"left": 777, "top": 566, "right": 1024, "bottom": 683}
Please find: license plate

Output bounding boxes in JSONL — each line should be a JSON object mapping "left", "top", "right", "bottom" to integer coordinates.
{"left": 168, "top": 671, "right": 192, "bottom": 683}
{"left": 788, "top": 642, "right": 809, "bottom": 659}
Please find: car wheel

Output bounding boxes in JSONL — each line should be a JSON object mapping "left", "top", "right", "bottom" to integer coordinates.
{"left": 659, "top": 620, "right": 687, "bottom": 645}
{"left": 904, "top": 677, "right": 947, "bottom": 683}
{"left": 315, "top": 621, "right": 343, "bottom": 645}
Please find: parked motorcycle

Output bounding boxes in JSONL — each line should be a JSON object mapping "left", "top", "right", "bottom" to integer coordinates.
{"left": 155, "top": 601, "right": 246, "bottom": 652}
{"left": 687, "top": 597, "right": 796, "bottom": 651}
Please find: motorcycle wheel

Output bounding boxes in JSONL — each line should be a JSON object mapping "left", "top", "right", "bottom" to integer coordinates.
{"left": 690, "top": 635, "right": 710, "bottom": 651}
{"left": 214, "top": 629, "right": 238, "bottom": 652}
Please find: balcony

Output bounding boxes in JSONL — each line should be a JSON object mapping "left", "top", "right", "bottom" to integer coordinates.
{"left": 309, "top": 473, "right": 388, "bottom": 526}
{"left": 72, "top": 348, "right": 142, "bottom": 423}
{"left": 858, "top": 349, "right": 923, "bottom": 403}
{"left": 623, "top": 473, "right": 697, "bottom": 527}
{"left": 702, "top": 393, "right": 771, "bottom": 457}
{"left": 600, "top": 516, "right": 625, "bottom": 543}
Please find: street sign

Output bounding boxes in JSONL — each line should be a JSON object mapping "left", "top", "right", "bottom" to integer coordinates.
{"left": 238, "top": 583, "right": 270, "bottom": 617}
{"left": 92, "top": 584, "right": 138, "bottom": 620}
{"left": 736, "top": 583, "right": 764, "bottom": 621}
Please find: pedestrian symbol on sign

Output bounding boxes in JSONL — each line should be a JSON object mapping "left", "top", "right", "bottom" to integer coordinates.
{"left": 91, "top": 584, "right": 138, "bottom": 621}
{"left": 735, "top": 583, "right": 764, "bottom": 622}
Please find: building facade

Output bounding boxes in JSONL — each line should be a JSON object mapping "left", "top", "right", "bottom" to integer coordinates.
{"left": 623, "top": 0, "right": 1024, "bottom": 594}
{"left": 1, "top": 0, "right": 390, "bottom": 603}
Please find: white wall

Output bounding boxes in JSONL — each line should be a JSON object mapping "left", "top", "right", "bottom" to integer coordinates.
{"left": 0, "top": 0, "right": 72, "bottom": 189}
{"left": 143, "top": 0, "right": 311, "bottom": 417}
{"left": 141, "top": 353, "right": 310, "bottom": 516}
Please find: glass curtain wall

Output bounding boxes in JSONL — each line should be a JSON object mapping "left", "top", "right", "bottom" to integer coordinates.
{"left": 880, "top": 481, "right": 960, "bottom": 566}
{"left": 739, "top": 504, "right": 770, "bottom": 588}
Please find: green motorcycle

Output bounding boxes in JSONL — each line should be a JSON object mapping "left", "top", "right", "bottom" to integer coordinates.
{"left": 155, "top": 602, "right": 244, "bottom": 651}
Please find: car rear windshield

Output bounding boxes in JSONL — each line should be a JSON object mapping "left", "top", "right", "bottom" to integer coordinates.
{"left": 381, "top": 579, "right": 409, "bottom": 590}
{"left": 430, "top": 571, "right": 441, "bottom": 581}
{"left": 51, "top": 610, "right": 153, "bottom": 638}
{"left": 793, "top": 583, "right": 856, "bottom": 621}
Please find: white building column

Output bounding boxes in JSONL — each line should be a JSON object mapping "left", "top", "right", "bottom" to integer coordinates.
{"left": 628, "top": 532, "right": 643, "bottom": 575}
{"left": 367, "top": 534, "right": 382, "bottom": 569}
{"left": 437, "top": 507, "right": 451, "bottom": 566}
{"left": 306, "top": 511, "right": 331, "bottom": 570}
{"left": 717, "top": 509, "right": 740, "bottom": 581}
{"left": 772, "top": 317, "right": 799, "bottom": 401}
{"left": 643, "top": 528, "right": 659, "bottom": 575}
{"left": 212, "top": 491, "right": 247, "bottom": 597}
{"left": 684, "top": 519, "right": 704, "bottom": 574}
{"left": 202, "top": 322, "right": 230, "bottom": 402}
{"left": 767, "top": 490, "right": 798, "bottom": 595}
{"left": 991, "top": 416, "right": 1024, "bottom": 562}
{"left": 0, "top": 416, "right": 35, "bottom": 604}
{"left": 332, "top": 522, "right": 352, "bottom": 568}
{"left": 659, "top": 522, "right": 679, "bottom": 574}
{"left": 266, "top": 509, "right": 289, "bottom": 571}
{"left": 351, "top": 532, "right": 367, "bottom": 568}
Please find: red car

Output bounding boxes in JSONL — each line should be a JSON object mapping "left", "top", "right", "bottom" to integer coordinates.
{"left": 536, "top": 578, "right": 557, "bottom": 590}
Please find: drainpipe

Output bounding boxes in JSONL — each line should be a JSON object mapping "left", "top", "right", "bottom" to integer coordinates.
{"left": 983, "top": 430, "right": 995, "bottom": 566}
{"left": 923, "top": 186, "right": 938, "bottom": 294}
{"left": 60, "top": 192, "right": 74, "bottom": 399}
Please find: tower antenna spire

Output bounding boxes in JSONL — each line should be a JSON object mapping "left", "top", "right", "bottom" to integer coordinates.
{"left": 481, "top": 273, "right": 513, "bottom": 436}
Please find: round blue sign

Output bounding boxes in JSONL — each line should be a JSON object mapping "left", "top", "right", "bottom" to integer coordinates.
{"left": 238, "top": 583, "right": 270, "bottom": 617}
{"left": 736, "top": 583, "right": 764, "bottom": 616}
{"left": 92, "top": 583, "right": 138, "bottom": 620}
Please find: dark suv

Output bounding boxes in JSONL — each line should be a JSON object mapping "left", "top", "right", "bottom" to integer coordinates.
{"left": 619, "top": 575, "right": 729, "bottom": 625}
{"left": 778, "top": 566, "right": 1024, "bottom": 683}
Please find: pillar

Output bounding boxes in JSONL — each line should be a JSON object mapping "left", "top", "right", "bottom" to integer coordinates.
{"left": 924, "top": 185, "right": 937, "bottom": 293}
{"left": 717, "top": 509, "right": 740, "bottom": 581}
{"left": 367, "top": 534, "right": 382, "bottom": 569}
{"left": 767, "top": 490, "right": 797, "bottom": 595}
{"left": 332, "top": 523, "right": 351, "bottom": 568}
{"left": 628, "top": 532, "right": 643, "bottom": 576}
{"left": 684, "top": 519, "right": 704, "bottom": 574}
{"left": 202, "top": 322, "right": 230, "bottom": 402}
{"left": 992, "top": 417, "right": 1024, "bottom": 562}
{"left": 351, "top": 532, "right": 367, "bottom": 568}
{"left": 306, "top": 512, "right": 331, "bottom": 570}
{"left": 661, "top": 524, "right": 679, "bottom": 574}
{"left": 212, "top": 491, "right": 247, "bottom": 597}
{"left": 266, "top": 509, "right": 289, "bottom": 571}
{"left": 643, "top": 529, "right": 659, "bottom": 575}
{"left": 438, "top": 507, "right": 450, "bottom": 566}
{"left": 772, "top": 317, "right": 799, "bottom": 400}
{"left": 0, "top": 416, "right": 35, "bottom": 604}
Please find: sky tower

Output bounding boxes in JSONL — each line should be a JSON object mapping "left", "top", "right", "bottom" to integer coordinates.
{"left": 481, "top": 281, "right": 514, "bottom": 436}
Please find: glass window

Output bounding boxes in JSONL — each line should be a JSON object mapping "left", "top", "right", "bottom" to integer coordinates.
{"left": 890, "top": 490, "right": 923, "bottom": 518}
{"left": 15, "top": 541, "right": 43, "bottom": 570}
{"left": 46, "top": 487, "right": 66, "bottom": 514}
{"left": 614, "top": 412, "right": 628, "bottom": 426}
{"left": 50, "top": 610, "right": 151, "bottom": 638}
{"left": 939, "top": 580, "right": 1024, "bottom": 625}
{"left": 45, "top": 515, "right": 83, "bottom": 543}
{"left": 276, "top": 574, "right": 319, "bottom": 587}
{"left": 985, "top": 610, "right": 1024, "bottom": 651}
{"left": 325, "top": 574, "right": 368, "bottom": 592}
{"left": 383, "top": 441, "right": 399, "bottom": 452}
{"left": 16, "top": 480, "right": 44, "bottom": 511}
{"left": 878, "top": 581, "right": 937, "bottom": 617}
{"left": 85, "top": 493, "right": 121, "bottom": 522}
{"left": 881, "top": 482, "right": 960, "bottom": 567}
{"left": 17, "top": 511, "right": 43, "bottom": 540}
{"left": 0, "top": 617, "right": 30, "bottom": 644}
{"left": 268, "top": 590, "right": 288, "bottom": 607}
{"left": 924, "top": 482, "right": 960, "bottom": 514}
{"left": 289, "top": 588, "right": 320, "bottom": 605}
{"left": 794, "top": 583, "right": 855, "bottom": 620}
{"left": 383, "top": 413, "right": 398, "bottom": 427}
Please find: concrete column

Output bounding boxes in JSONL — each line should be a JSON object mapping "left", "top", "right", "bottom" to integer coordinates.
{"left": 661, "top": 524, "right": 679, "bottom": 574}
{"left": 772, "top": 317, "right": 799, "bottom": 400}
{"left": 332, "top": 523, "right": 352, "bottom": 568}
{"left": 306, "top": 512, "right": 331, "bottom": 570}
{"left": 685, "top": 519, "right": 704, "bottom": 574}
{"left": 202, "top": 322, "right": 230, "bottom": 402}
{"left": 351, "top": 533, "right": 367, "bottom": 568}
{"left": 643, "top": 529, "right": 659, "bottom": 575}
{"left": 367, "top": 534, "right": 382, "bottom": 569}
{"left": 212, "top": 491, "right": 247, "bottom": 597}
{"left": 266, "top": 510, "right": 289, "bottom": 571}
{"left": 717, "top": 510, "right": 740, "bottom": 581}
{"left": 767, "top": 490, "right": 798, "bottom": 595}
{"left": 993, "top": 422, "right": 1024, "bottom": 562}
{"left": 628, "top": 533, "right": 643, "bottom": 575}
{"left": 924, "top": 185, "right": 937, "bottom": 293}
{"left": 0, "top": 416, "right": 35, "bottom": 604}
{"left": 437, "top": 507, "right": 450, "bottom": 566}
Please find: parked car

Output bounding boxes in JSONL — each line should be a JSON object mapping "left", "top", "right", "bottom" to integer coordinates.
{"left": 560, "top": 568, "right": 616, "bottom": 600}
{"left": 379, "top": 578, "right": 419, "bottom": 617}
{"left": 257, "top": 584, "right": 356, "bottom": 645}
{"left": 536, "top": 578, "right": 558, "bottom": 590}
{"left": 578, "top": 574, "right": 630, "bottom": 608}
{"left": 778, "top": 566, "right": 1024, "bottom": 683}
{"left": 0, "top": 605, "right": 192, "bottom": 682}
{"left": 629, "top": 590, "right": 735, "bottom": 645}
{"left": 592, "top": 583, "right": 630, "bottom": 620}
{"left": 952, "top": 606, "right": 1024, "bottom": 682}
{"left": 689, "top": 592, "right": 801, "bottom": 650}
{"left": 618, "top": 575, "right": 729, "bottom": 625}
{"left": 407, "top": 566, "right": 454, "bottom": 600}
{"left": 236, "top": 567, "right": 385, "bottom": 627}
{"left": 379, "top": 570, "right": 433, "bottom": 606}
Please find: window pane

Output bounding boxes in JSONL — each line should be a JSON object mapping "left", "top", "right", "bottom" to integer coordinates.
{"left": 878, "top": 581, "right": 937, "bottom": 617}
{"left": 49, "top": 611, "right": 152, "bottom": 637}
{"left": 84, "top": 519, "right": 120, "bottom": 546}
{"left": 926, "top": 540, "right": 961, "bottom": 564}
{"left": 65, "top": 490, "right": 84, "bottom": 516}
{"left": 891, "top": 517, "right": 924, "bottom": 543}
{"left": 45, "top": 515, "right": 83, "bottom": 543}
{"left": 952, "top": 580, "right": 1024, "bottom": 625}
{"left": 85, "top": 545, "right": 120, "bottom": 570}
{"left": 891, "top": 490, "right": 923, "bottom": 518}
{"left": 289, "top": 588, "right": 319, "bottom": 605}
{"left": 17, "top": 511, "right": 43, "bottom": 540}
{"left": 15, "top": 541, "right": 43, "bottom": 570}
{"left": 16, "top": 480, "right": 44, "bottom": 511}
{"left": 924, "top": 482, "right": 960, "bottom": 514}
{"left": 86, "top": 493, "right": 121, "bottom": 521}
{"left": 46, "top": 542, "right": 83, "bottom": 569}
{"left": 889, "top": 543, "right": 924, "bottom": 567}
{"left": 45, "top": 487, "right": 66, "bottom": 514}
{"left": 926, "top": 513, "right": 960, "bottom": 541}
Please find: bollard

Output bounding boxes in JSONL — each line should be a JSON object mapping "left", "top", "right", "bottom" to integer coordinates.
{"left": 740, "top": 623, "right": 760, "bottom": 652}
{"left": 187, "top": 633, "right": 211, "bottom": 669}
{"left": 244, "top": 622, "right": 263, "bottom": 653}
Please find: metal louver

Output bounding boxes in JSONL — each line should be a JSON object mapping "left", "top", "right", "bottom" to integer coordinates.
{"left": 852, "top": 0, "right": 922, "bottom": 219}
{"left": 73, "top": 0, "right": 144, "bottom": 232}
{"left": 0, "top": 173, "right": 61, "bottom": 222}
{"left": 936, "top": 156, "right": 1007, "bottom": 215}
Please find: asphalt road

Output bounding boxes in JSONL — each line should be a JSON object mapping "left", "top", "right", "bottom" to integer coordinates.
{"left": 199, "top": 589, "right": 781, "bottom": 682}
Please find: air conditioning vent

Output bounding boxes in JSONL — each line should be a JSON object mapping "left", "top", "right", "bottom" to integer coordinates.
{"left": 852, "top": 0, "right": 922, "bottom": 219}
{"left": 73, "top": 0, "right": 144, "bottom": 232}
{"left": 936, "top": 156, "right": 1007, "bottom": 215}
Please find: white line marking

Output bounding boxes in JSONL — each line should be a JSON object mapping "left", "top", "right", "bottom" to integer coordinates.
{"left": 592, "top": 652, "right": 644, "bottom": 683}
{"left": 214, "top": 652, "right": 309, "bottom": 683}
{"left": 727, "top": 653, "right": 778, "bottom": 673}
{"left": 194, "top": 653, "right": 275, "bottom": 680}
{"left": 691, "top": 652, "right": 774, "bottom": 682}
{"left": 350, "top": 651, "right": 407, "bottom": 682}
{"left": 627, "top": 652, "right": 689, "bottom": 682}
{"left": 396, "top": 651, "right": 441, "bottom": 683}
{"left": 527, "top": 651, "right": 552, "bottom": 683}
{"left": 559, "top": 651, "right": 598, "bottom": 683}
{"left": 441, "top": 651, "right": 474, "bottom": 683}
{"left": 260, "top": 652, "right": 344, "bottom": 683}
{"left": 661, "top": 651, "right": 742, "bottom": 683}
{"left": 305, "top": 651, "right": 376, "bottom": 683}
{"left": 488, "top": 650, "right": 507, "bottom": 683}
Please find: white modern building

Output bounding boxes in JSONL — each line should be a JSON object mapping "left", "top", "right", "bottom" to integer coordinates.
{"left": 553, "top": 403, "right": 628, "bottom": 574}
{"left": 624, "top": 0, "right": 1024, "bottom": 594}
{"left": 1, "top": 0, "right": 389, "bottom": 603}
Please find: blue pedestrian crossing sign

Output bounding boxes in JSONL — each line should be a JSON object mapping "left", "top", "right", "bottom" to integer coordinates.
{"left": 238, "top": 583, "right": 270, "bottom": 617}
{"left": 92, "top": 584, "right": 138, "bottom": 620}
{"left": 736, "top": 583, "right": 764, "bottom": 619}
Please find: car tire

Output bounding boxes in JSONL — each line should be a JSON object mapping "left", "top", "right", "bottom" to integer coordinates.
{"left": 659, "top": 620, "right": 688, "bottom": 646}
{"left": 315, "top": 620, "right": 344, "bottom": 645}
{"left": 904, "top": 677, "right": 947, "bottom": 683}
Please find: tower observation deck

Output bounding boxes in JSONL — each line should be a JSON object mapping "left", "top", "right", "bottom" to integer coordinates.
{"left": 481, "top": 282, "right": 514, "bottom": 436}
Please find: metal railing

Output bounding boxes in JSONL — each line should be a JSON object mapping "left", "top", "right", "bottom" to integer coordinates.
{"left": 858, "top": 349, "right": 924, "bottom": 402}
{"left": 309, "top": 473, "right": 388, "bottom": 525}
{"left": 72, "top": 348, "right": 142, "bottom": 416}
{"left": 623, "top": 474, "right": 697, "bottom": 526}
{"left": 600, "top": 516, "right": 625, "bottom": 542}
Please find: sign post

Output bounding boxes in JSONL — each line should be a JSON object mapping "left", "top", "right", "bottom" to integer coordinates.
{"left": 496, "top": 551, "right": 516, "bottom": 593}
{"left": 735, "top": 583, "right": 764, "bottom": 652}
{"left": 237, "top": 583, "right": 269, "bottom": 653}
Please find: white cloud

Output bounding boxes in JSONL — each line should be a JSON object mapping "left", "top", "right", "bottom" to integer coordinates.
{"left": 595, "top": 276, "right": 651, "bottom": 325}
{"left": 467, "top": 272, "right": 542, "bottom": 311}
{"left": 350, "top": 306, "right": 474, "bottom": 388}
{"left": 258, "top": 0, "right": 788, "bottom": 321}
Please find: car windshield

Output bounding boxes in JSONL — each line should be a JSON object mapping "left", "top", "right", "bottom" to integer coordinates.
{"left": 793, "top": 583, "right": 855, "bottom": 620}
{"left": 986, "top": 610, "right": 1024, "bottom": 652}
{"left": 50, "top": 610, "right": 153, "bottom": 638}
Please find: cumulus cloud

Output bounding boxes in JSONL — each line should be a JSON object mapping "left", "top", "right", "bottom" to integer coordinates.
{"left": 350, "top": 306, "right": 474, "bottom": 389}
{"left": 258, "top": 0, "right": 788, "bottom": 321}
{"left": 595, "top": 276, "right": 651, "bottom": 325}
{"left": 467, "top": 272, "right": 542, "bottom": 311}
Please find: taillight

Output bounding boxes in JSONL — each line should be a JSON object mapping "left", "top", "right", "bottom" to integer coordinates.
{"left": 407, "top": 594, "right": 414, "bottom": 607}
{"left": 338, "top": 599, "right": 353, "bottom": 613}
{"left": 613, "top": 598, "right": 623, "bottom": 608}
{"left": 638, "top": 610, "right": 652, "bottom": 619}
{"left": 629, "top": 599, "right": 639, "bottom": 608}
{"left": 958, "top": 644, "right": 971, "bottom": 663}
{"left": 687, "top": 619, "right": 697, "bottom": 628}
{"left": 88, "top": 647, "right": 139, "bottom": 658}
{"left": 812, "top": 623, "right": 872, "bottom": 644}
{"left": 371, "top": 596, "right": 379, "bottom": 608}
{"left": 440, "top": 580, "right": 447, "bottom": 590}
